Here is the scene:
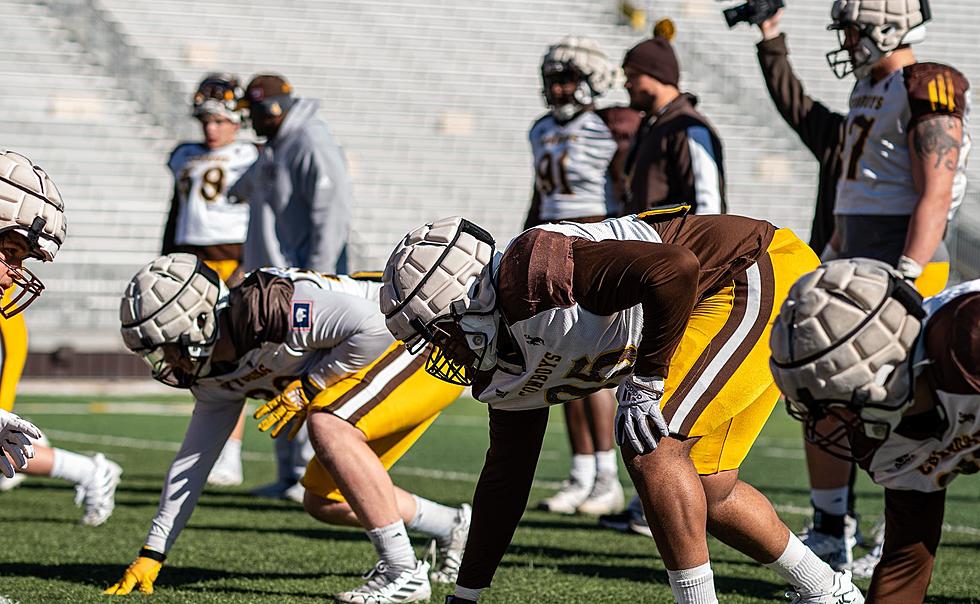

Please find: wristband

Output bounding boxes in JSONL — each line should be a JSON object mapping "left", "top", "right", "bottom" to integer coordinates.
{"left": 138, "top": 547, "right": 167, "bottom": 563}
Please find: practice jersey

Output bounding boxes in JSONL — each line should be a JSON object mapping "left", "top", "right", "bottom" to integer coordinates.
{"left": 144, "top": 268, "right": 396, "bottom": 554}
{"left": 835, "top": 62, "right": 971, "bottom": 217}
{"left": 862, "top": 279, "right": 980, "bottom": 492}
{"left": 529, "top": 111, "right": 619, "bottom": 221}
{"left": 191, "top": 269, "right": 392, "bottom": 405}
{"left": 472, "top": 210, "right": 774, "bottom": 411}
{"left": 167, "top": 141, "right": 258, "bottom": 246}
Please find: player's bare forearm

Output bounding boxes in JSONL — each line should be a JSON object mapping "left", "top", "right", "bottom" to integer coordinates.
{"left": 905, "top": 116, "right": 961, "bottom": 265}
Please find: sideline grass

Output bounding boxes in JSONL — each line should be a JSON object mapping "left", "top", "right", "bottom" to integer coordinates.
{"left": 2, "top": 394, "right": 979, "bottom": 603}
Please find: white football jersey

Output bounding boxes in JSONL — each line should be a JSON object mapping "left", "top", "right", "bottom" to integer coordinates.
{"left": 190, "top": 269, "right": 392, "bottom": 405}
{"left": 836, "top": 63, "right": 971, "bottom": 217}
{"left": 865, "top": 279, "right": 980, "bottom": 492}
{"left": 529, "top": 111, "right": 618, "bottom": 221}
{"left": 168, "top": 141, "right": 258, "bottom": 246}
{"left": 477, "top": 216, "right": 662, "bottom": 410}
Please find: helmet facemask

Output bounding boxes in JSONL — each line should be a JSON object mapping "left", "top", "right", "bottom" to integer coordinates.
{"left": 542, "top": 62, "right": 594, "bottom": 121}
{"left": 0, "top": 259, "right": 43, "bottom": 318}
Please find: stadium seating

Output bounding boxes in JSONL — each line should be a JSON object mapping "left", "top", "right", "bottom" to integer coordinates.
{"left": 4, "top": 0, "right": 979, "bottom": 355}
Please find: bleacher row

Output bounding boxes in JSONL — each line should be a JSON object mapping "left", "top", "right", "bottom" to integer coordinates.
{"left": 1, "top": 0, "right": 978, "bottom": 353}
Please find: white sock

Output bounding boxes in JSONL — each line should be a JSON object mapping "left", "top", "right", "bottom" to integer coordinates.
{"left": 49, "top": 449, "right": 96, "bottom": 485}
{"left": 216, "top": 438, "right": 242, "bottom": 463}
{"left": 408, "top": 494, "right": 459, "bottom": 542}
{"left": 595, "top": 449, "right": 618, "bottom": 476}
{"left": 569, "top": 453, "right": 596, "bottom": 488}
{"left": 765, "top": 533, "right": 836, "bottom": 596}
{"left": 810, "top": 487, "right": 848, "bottom": 516}
{"left": 666, "top": 562, "right": 718, "bottom": 604}
{"left": 367, "top": 520, "right": 417, "bottom": 573}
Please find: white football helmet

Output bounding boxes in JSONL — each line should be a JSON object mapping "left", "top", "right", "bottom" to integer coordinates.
{"left": 827, "top": 0, "right": 930, "bottom": 79}
{"left": 120, "top": 253, "right": 229, "bottom": 388}
{"left": 192, "top": 73, "right": 245, "bottom": 123}
{"left": 541, "top": 36, "right": 614, "bottom": 120}
{"left": 381, "top": 216, "right": 497, "bottom": 385}
{"left": 0, "top": 149, "right": 68, "bottom": 317}
{"left": 770, "top": 259, "right": 925, "bottom": 459}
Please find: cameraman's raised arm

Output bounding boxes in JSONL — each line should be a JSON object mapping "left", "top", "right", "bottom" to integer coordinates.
{"left": 754, "top": 9, "right": 845, "bottom": 252}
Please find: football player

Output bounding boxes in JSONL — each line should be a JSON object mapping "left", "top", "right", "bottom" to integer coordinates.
{"left": 161, "top": 73, "right": 258, "bottom": 487}
{"left": 526, "top": 36, "right": 640, "bottom": 517}
{"left": 0, "top": 150, "right": 121, "bottom": 525}
{"left": 381, "top": 213, "right": 863, "bottom": 603}
{"left": 771, "top": 258, "right": 980, "bottom": 601}
{"left": 800, "top": 0, "right": 971, "bottom": 573}
{"left": 105, "top": 255, "right": 469, "bottom": 603}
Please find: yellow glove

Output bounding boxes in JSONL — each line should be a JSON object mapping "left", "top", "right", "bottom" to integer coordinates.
{"left": 104, "top": 550, "right": 164, "bottom": 595}
{"left": 254, "top": 377, "right": 321, "bottom": 439}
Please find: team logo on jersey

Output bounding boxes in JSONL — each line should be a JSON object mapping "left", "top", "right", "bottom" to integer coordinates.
{"left": 292, "top": 301, "right": 312, "bottom": 330}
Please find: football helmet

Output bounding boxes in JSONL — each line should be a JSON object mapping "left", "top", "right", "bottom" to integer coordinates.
{"left": 541, "top": 36, "right": 614, "bottom": 121}
{"left": 192, "top": 73, "right": 245, "bottom": 123}
{"left": 827, "top": 0, "right": 930, "bottom": 79}
{"left": 119, "top": 253, "right": 229, "bottom": 388}
{"left": 0, "top": 149, "right": 68, "bottom": 317}
{"left": 381, "top": 217, "right": 497, "bottom": 385}
{"left": 770, "top": 259, "right": 925, "bottom": 460}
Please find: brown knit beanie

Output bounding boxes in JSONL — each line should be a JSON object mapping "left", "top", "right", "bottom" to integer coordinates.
{"left": 622, "top": 19, "right": 680, "bottom": 87}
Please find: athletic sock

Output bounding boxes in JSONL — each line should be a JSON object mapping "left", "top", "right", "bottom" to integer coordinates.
{"left": 367, "top": 520, "right": 417, "bottom": 574}
{"left": 765, "top": 533, "right": 836, "bottom": 596}
{"left": 594, "top": 449, "right": 618, "bottom": 477}
{"left": 811, "top": 487, "right": 848, "bottom": 537}
{"left": 408, "top": 494, "right": 460, "bottom": 542}
{"left": 569, "top": 453, "right": 596, "bottom": 488}
{"left": 49, "top": 449, "right": 96, "bottom": 485}
{"left": 666, "top": 562, "right": 718, "bottom": 604}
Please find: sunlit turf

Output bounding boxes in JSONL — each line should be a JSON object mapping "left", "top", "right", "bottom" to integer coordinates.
{"left": 2, "top": 393, "right": 978, "bottom": 603}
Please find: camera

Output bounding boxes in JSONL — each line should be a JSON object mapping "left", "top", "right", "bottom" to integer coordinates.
{"left": 721, "top": 0, "right": 784, "bottom": 28}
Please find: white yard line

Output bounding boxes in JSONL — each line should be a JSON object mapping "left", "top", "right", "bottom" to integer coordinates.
{"left": 36, "top": 428, "right": 980, "bottom": 538}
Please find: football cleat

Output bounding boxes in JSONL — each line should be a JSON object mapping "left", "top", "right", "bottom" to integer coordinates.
{"left": 0, "top": 472, "right": 28, "bottom": 492}
{"left": 536, "top": 477, "right": 592, "bottom": 514}
{"left": 851, "top": 519, "right": 884, "bottom": 579}
{"left": 429, "top": 504, "right": 471, "bottom": 584}
{"left": 207, "top": 441, "right": 244, "bottom": 486}
{"left": 334, "top": 560, "right": 432, "bottom": 603}
{"left": 786, "top": 570, "right": 865, "bottom": 604}
{"left": 798, "top": 518, "right": 857, "bottom": 571}
{"left": 76, "top": 453, "right": 122, "bottom": 527}
{"left": 576, "top": 473, "right": 625, "bottom": 516}
{"left": 598, "top": 495, "right": 651, "bottom": 537}
{"left": 251, "top": 479, "right": 298, "bottom": 499}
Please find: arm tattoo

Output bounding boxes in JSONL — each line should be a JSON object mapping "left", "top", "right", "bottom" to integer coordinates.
{"left": 912, "top": 116, "right": 961, "bottom": 171}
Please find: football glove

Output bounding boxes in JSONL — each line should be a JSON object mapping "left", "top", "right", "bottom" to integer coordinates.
{"left": 615, "top": 375, "right": 669, "bottom": 455}
{"left": 254, "top": 376, "right": 321, "bottom": 439}
{"left": 0, "top": 409, "right": 41, "bottom": 478}
{"left": 104, "top": 549, "right": 165, "bottom": 595}
{"left": 896, "top": 255, "right": 923, "bottom": 282}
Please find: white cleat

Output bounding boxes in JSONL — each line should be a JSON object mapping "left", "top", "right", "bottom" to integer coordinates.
{"left": 851, "top": 542, "right": 883, "bottom": 580}
{"left": 798, "top": 521, "right": 855, "bottom": 571}
{"left": 787, "top": 570, "right": 865, "bottom": 604}
{"left": 75, "top": 453, "right": 122, "bottom": 527}
{"left": 335, "top": 560, "right": 432, "bottom": 603}
{"left": 429, "top": 503, "right": 471, "bottom": 584}
{"left": 576, "top": 473, "right": 625, "bottom": 516}
{"left": 536, "top": 477, "right": 592, "bottom": 514}
{"left": 207, "top": 441, "right": 244, "bottom": 486}
{"left": 0, "top": 472, "right": 27, "bottom": 492}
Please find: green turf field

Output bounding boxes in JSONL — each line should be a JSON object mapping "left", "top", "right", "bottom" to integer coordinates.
{"left": 2, "top": 393, "right": 979, "bottom": 603}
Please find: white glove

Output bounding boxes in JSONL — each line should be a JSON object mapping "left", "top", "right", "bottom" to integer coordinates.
{"left": 897, "top": 255, "right": 923, "bottom": 282}
{"left": 0, "top": 409, "right": 42, "bottom": 478}
{"left": 615, "top": 375, "right": 669, "bottom": 455}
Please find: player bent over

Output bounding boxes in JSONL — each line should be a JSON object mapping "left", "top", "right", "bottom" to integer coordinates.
{"left": 106, "top": 255, "right": 470, "bottom": 602}
{"left": 381, "top": 212, "right": 863, "bottom": 603}
{"left": 0, "top": 149, "right": 122, "bottom": 526}
{"left": 770, "top": 259, "right": 980, "bottom": 601}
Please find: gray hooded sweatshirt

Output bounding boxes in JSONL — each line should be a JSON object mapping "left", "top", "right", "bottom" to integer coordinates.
{"left": 234, "top": 98, "right": 352, "bottom": 273}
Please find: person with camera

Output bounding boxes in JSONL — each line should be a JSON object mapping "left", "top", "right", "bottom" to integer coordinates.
{"left": 623, "top": 21, "right": 726, "bottom": 216}
{"left": 735, "top": 0, "right": 971, "bottom": 577}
